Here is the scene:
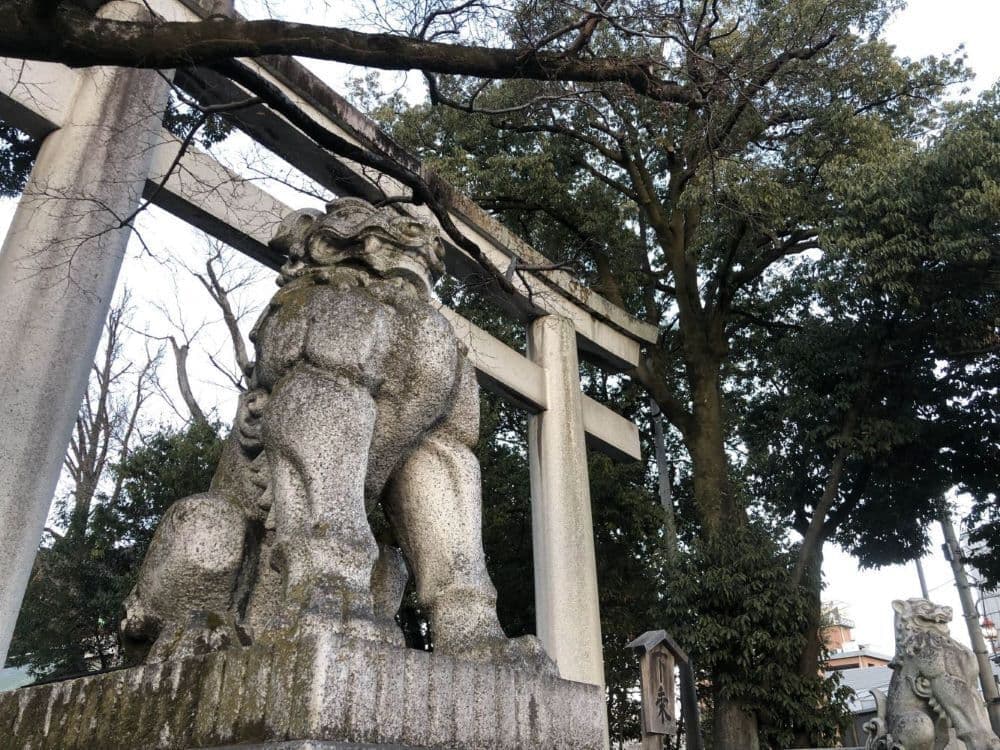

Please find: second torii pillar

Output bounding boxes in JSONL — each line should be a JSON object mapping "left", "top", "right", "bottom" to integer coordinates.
{"left": 527, "top": 314, "right": 606, "bottom": 691}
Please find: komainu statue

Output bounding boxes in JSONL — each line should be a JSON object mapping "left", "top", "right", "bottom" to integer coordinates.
{"left": 865, "top": 598, "right": 1000, "bottom": 750}
{"left": 121, "top": 198, "right": 548, "bottom": 669}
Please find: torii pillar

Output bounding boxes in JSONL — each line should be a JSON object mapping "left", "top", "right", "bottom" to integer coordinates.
{"left": 528, "top": 314, "right": 605, "bottom": 686}
{"left": 0, "top": 2, "right": 168, "bottom": 666}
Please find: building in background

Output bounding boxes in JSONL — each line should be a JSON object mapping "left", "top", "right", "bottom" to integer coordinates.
{"left": 821, "top": 602, "right": 892, "bottom": 672}
{"left": 979, "top": 587, "right": 1000, "bottom": 662}
{"left": 962, "top": 530, "right": 1000, "bottom": 665}
{"left": 820, "top": 602, "right": 892, "bottom": 745}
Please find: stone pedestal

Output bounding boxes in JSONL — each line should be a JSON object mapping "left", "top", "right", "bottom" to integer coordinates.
{"left": 0, "top": 636, "right": 606, "bottom": 750}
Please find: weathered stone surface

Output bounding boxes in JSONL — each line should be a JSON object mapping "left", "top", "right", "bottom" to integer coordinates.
{"left": 209, "top": 744, "right": 415, "bottom": 749}
{"left": 865, "top": 598, "right": 1000, "bottom": 750}
{"left": 527, "top": 315, "right": 604, "bottom": 689}
{"left": 0, "top": 637, "right": 605, "bottom": 750}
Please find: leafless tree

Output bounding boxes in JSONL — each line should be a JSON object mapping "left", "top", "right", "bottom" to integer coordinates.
{"left": 191, "top": 244, "right": 261, "bottom": 389}
{"left": 143, "top": 238, "right": 265, "bottom": 425}
{"left": 61, "top": 292, "right": 160, "bottom": 539}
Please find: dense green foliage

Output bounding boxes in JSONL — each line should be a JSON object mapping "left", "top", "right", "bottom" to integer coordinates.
{"left": 0, "top": 122, "right": 38, "bottom": 198}
{"left": 664, "top": 525, "right": 851, "bottom": 748}
{"left": 741, "top": 85, "right": 1000, "bottom": 570}
{"left": 8, "top": 422, "right": 222, "bottom": 680}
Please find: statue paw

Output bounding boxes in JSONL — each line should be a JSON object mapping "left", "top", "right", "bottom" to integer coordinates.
{"left": 456, "top": 634, "right": 558, "bottom": 675}
{"left": 145, "top": 612, "right": 244, "bottom": 663}
{"left": 499, "top": 634, "right": 559, "bottom": 675}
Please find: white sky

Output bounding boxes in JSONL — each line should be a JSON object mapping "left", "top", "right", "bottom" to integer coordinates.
{"left": 1, "top": 0, "right": 998, "bottom": 658}
{"left": 887, "top": 0, "right": 1000, "bottom": 92}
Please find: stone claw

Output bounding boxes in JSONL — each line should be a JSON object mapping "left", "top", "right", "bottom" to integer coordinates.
{"left": 460, "top": 634, "right": 558, "bottom": 675}
{"left": 145, "top": 611, "right": 241, "bottom": 663}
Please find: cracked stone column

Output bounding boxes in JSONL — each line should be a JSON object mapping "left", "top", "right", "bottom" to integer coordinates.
{"left": 527, "top": 314, "right": 605, "bottom": 690}
{"left": 0, "top": 2, "right": 168, "bottom": 666}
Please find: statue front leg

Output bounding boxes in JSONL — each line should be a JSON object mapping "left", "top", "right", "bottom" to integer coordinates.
{"left": 263, "top": 366, "right": 379, "bottom": 637}
{"left": 385, "top": 432, "right": 501, "bottom": 650}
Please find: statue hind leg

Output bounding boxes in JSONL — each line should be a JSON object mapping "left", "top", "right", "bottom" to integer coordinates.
{"left": 383, "top": 362, "right": 552, "bottom": 669}
{"left": 121, "top": 493, "right": 248, "bottom": 662}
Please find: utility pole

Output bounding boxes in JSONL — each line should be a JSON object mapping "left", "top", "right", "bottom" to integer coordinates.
{"left": 649, "top": 398, "right": 678, "bottom": 556}
{"left": 940, "top": 506, "right": 1000, "bottom": 735}
{"left": 915, "top": 557, "right": 930, "bottom": 599}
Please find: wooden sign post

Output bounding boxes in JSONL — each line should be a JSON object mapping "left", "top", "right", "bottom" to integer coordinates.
{"left": 627, "top": 630, "right": 701, "bottom": 750}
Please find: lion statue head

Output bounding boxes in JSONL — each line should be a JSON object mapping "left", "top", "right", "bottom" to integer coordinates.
{"left": 269, "top": 199, "right": 445, "bottom": 291}
{"left": 892, "top": 598, "right": 952, "bottom": 661}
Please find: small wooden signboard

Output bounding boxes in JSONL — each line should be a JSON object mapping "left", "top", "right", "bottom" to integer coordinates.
{"left": 627, "top": 630, "right": 698, "bottom": 750}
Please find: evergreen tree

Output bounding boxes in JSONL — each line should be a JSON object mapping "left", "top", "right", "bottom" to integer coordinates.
{"left": 7, "top": 422, "right": 222, "bottom": 680}
{"left": 358, "top": 36, "right": 995, "bottom": 746}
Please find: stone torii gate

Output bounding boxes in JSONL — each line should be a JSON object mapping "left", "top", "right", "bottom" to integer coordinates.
{"left": 0, "top": 0, "right": 659, "bottom": 700}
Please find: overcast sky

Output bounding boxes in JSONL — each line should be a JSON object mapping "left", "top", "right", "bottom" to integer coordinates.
{"left": 887, "top": 0, "right": 1000, "bottom": 91}
{"left": 1, "top": 0, "right": 998, "bottom": 659}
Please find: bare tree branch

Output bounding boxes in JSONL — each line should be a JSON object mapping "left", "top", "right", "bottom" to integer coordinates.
{"left": 193, "top": 249, "right": 254, "bottom": 381}
{"left": 168, "top": 335, "right": 209, "bottom": 427}
{"left": 1, "top": 2, "right": 697, "bottom": 105}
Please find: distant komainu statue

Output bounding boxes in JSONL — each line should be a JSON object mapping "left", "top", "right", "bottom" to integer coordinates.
{"left": 121, "top": 198, "right": 548, "bottom": 669}
{"left": 865, "top": 598, "right": 1000, "bottom": 750}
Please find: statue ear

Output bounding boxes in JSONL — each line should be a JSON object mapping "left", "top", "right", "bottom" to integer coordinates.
{"left": 891, "top": 600, "right": 905, "bottom": 613}
{"left": 270, "top": 209, "right": 321, "bottom": 255}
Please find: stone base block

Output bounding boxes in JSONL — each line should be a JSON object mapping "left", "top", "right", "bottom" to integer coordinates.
{"left": 0, "top": 635, "right": 606, "bottom": 749}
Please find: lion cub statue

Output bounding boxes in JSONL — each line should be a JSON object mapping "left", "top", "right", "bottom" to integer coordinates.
{"left": 865, "top": 598, "right": 1000, "bottom": 750}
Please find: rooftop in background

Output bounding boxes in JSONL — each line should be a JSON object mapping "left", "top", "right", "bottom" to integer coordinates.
{"left": 823, "top": 601, "right": 856, "bottom": 629}
{"left": 825, "top": 648, "right": 892, "bottom": 672}
{"left": 837, "top": 665, "right": 893, "bottom": 714}
{"left": 819, "top": 601, "right": 890, "bottom": 670}
{"left": 836, "top": 660, "right": 1000, "bottom": 717}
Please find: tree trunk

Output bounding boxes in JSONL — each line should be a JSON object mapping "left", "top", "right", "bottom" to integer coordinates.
{"left": 67, "top": 473, "right": 98, "bottom": 540}
{"left": 170, "top": 338, "right": 209, "bottom": 426}
{"left": 683, "top": 360, "right": 761, "bottom": 750}
{"left": 713, "top": 695, "right": 760, "bottom": 750}
{"left": 792, "top": 544, "right": 825, "bottom": 748}
{"left": 796, "top": 549, "right": 825, "bottom": 675}
{"left": 686, "top": 365, "right": 738, "bottom": 538}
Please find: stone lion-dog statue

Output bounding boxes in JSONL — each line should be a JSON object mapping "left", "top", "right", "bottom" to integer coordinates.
{"left": 865, "top": 598, "right": 1000, "bottom": 750}
{"left": 119, "top": 198, "right": 549, "bottom": 671}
